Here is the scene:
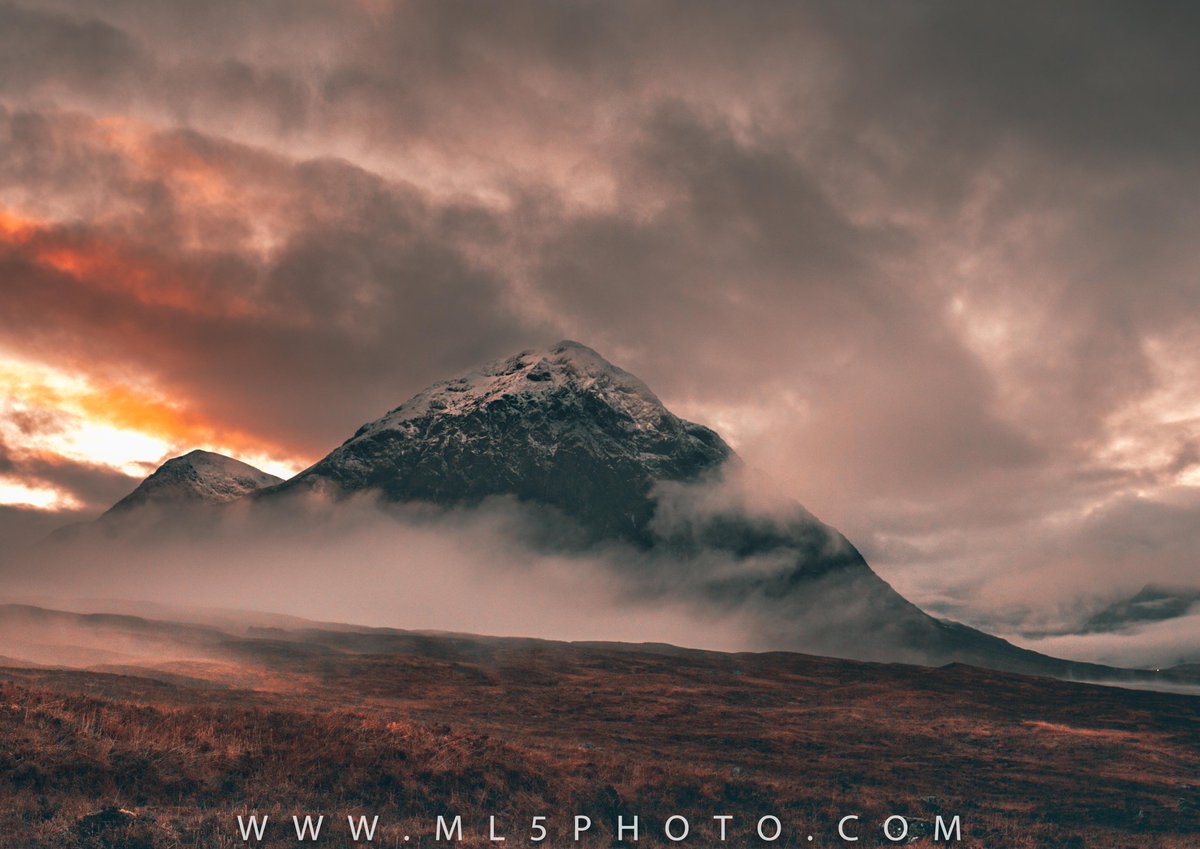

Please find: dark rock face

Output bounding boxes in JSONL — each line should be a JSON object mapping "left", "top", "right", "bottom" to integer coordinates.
{"left": 277, "top": 341, "right": 732, "bottom": 546}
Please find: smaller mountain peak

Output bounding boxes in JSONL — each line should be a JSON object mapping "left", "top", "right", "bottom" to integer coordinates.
{"left": 104, "top": 450, "right": 282, "bottom": 516}
{"left": 165, "top": 449, "right": 263, "bottom": 467}
{"left": 167, "top": 449, "right": 234, "bottom": 466}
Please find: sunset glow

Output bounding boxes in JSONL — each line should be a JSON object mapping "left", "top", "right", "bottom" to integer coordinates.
{"left": 0, "top": 353, "right": 304, "bottom": 507}
{"left": 0, "top": 476, "right": 81, "bottom": 511}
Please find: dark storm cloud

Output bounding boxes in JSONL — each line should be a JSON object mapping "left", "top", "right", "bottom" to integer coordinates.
{"left": 816, "top": 1, "right": 1200, "bottom": 165}
{"left": 0, "top": 2, "right": 149, "bottom": 97}
{"left": 0, "top": 107, "right": 545, "bottom": 456}
{"left": 1, "top": 0, "right": 1199, "bottom": 655}
{"left": 530, "top": 100, "right": 1044, "bottom": 496}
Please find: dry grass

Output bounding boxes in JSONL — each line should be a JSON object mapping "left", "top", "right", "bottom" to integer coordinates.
{"left": 0, "top": 636, "right": 1197, "bottom": 847}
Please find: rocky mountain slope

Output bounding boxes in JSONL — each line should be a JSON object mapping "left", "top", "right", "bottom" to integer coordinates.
{"left": 267, "top": 341, "right": 731, "bottom": 545}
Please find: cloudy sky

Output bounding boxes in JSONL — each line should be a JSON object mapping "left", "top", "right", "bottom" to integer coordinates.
{"left": 1, "top": 0, "right": 1198, "bottom": 636}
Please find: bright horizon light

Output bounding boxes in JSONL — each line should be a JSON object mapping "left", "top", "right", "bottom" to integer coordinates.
{"left": 0, "top": 350, "right": 307, "bottom": 510}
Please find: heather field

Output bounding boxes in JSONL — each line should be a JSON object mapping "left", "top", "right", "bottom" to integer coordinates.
{"left": 0, "top": 611, "right": 1197, "bottom": 848}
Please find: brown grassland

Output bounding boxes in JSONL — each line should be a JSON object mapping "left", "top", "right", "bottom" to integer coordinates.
{"left": 0, "top": 621, "right": 1197, "bottom": 848}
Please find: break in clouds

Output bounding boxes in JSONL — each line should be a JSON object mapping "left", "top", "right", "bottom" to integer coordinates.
{"left": 1, "top": 1, "right": 1199, "bottom": 660}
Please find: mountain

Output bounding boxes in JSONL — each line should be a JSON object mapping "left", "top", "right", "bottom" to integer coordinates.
{"left": 1080, "top": 584, "right": 1200, "bottom": 633}
{"left": 40, "top": 341, "right": 1173, "bottom": 681}
{"left": 41, "top": 451, "right": 281, "bottom": 546}
{"left": 249, "top": 341, "right": 1155, "bottom": 678}
{"left": 267, "top": 340, "right": 731, "bottom": 544}
{"left": 104, "top": 450, "right": 282, "bottom": 517}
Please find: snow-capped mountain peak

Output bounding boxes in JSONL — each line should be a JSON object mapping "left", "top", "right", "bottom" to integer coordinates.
{"left": 280, "top": 341, "right": 731, "bottom": 543}
{"left": 357, "top": 340, "right": 669, "bottom": 439}
{"left": 106, "top": 450, "right": 282, "bottom": 515}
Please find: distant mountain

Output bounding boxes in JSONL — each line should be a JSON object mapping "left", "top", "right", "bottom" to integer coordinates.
{"left": 42, "top": 450, "right": 280, "bottom": 545}
{"left": 104, "top": 450, "right": 281, "bottom": 517}
{"left": 1080, "top": 585, "right": 1200, "bottom": 633}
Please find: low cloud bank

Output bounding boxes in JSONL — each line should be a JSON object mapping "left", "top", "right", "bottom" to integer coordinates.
{"left": 1, "top": 493, "right": 754, "bottom": 653}
{"left": 1017, "top": 611, "right": 1200, "bottom": 669}
{"left": 0, "top": 464, "right": 928, "bottom": 670}
{"left": 4, "top": 468, "right": 1196, "bottom": 672}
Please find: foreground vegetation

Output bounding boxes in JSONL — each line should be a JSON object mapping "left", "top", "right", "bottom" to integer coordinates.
{"left": 0, "top": 624, "right": 1198, "bottom": 847}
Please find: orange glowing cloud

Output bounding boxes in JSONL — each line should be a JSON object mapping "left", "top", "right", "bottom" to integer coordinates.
{"left": 0, "top": 354, "right": 306, "bottom": 508}
{"left": 91, "top": 115, "right": 289, "bottom": 254}
{"left": 0, "top": 205, "right": 271, "bottom": 321}
{"left": 0, "top": 124, "right": 313, "bottom": 513}
{"left": 0, "top": 209, "right": 39, "bottom": 239}
{"left": 96, "top": 116, "right": 238, "bottom": 207}
{"left": 0, "top": 113, "right": 293, "bottom": 323}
